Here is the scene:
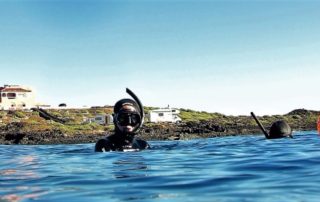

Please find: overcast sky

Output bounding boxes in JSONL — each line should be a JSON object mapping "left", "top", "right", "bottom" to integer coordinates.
{"left": 1, "top": 0, "right": 319, "bottom": 115}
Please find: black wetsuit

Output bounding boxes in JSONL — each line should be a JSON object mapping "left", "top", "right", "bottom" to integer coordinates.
{"left": 95, "top": 131, "right": 149, "bottom": 152}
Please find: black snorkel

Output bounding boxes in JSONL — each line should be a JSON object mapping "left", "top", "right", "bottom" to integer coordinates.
{"left": 251, "top": 112, "right": 269, "bottom": 139}
{"left": 126, "top": 88, "right": 144, "bottom": 129}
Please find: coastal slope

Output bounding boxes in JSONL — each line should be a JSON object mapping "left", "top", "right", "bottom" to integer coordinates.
{"left": 0, "top": 108, "right": 318, "bottom": 144}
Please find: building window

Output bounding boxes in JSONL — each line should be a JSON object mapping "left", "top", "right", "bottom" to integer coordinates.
{"left": 18, "top": 93, "right": 27, "bottom": 97}
{"left": 158, "top": 113, "right": 164, "bottom": 116}
{"left": 2, "top": 93, "right": 6, "bottom": 97}
{"left": 7, "top": 93, "right": 16, "bottom": 99}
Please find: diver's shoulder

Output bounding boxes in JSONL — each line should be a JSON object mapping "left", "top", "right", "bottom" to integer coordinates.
{"left": 95, "top": 137, "right": 113, "bottom": 152}
{"left": 132, "top": 137, "right": 150, "bottom": 149}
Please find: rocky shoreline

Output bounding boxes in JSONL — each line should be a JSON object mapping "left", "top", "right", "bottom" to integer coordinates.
{"left": 0, "top": 118, "right": 317, "bottom": 145}
{"left": 0, "top": 123, "right": 257, "bottom": 145}
{"left": 0, "top": 108, "right": 318, "bottom": 145}
{"left": 0, "top": 121, "right": 245, "bottom": 145}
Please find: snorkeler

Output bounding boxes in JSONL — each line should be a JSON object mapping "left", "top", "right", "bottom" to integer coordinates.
{"left": 95, "top": 88, "right": 149, "bottom": 152}
{"left": 251, "top": 112, "right": 293, "bottom": 139}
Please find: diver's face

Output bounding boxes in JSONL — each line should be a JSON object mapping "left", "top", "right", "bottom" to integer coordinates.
{"left": 115, "top": 105, "right": 141, "bottom": 133}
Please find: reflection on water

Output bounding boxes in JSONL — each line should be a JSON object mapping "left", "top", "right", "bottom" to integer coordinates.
{"left": 1, "top": 132, "right": 320, "bottom": 202}
{"left": 112, "top": 155, "right": 148, "bottom": 179}
{"left": 0, "top": 154, "right": 48, "bottom": 202}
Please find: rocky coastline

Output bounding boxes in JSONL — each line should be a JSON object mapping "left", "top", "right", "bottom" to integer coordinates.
{"left": 0, "top": 108, "right": 318, "bottom": 145}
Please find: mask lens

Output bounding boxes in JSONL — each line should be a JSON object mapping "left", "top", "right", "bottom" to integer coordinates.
{"left": 116, "top": 113, "right": 140, "bottom": 126}
{"left": 130, "top": 114, "right": 140, "bottom": 125}
{"left": 117, "top": 113, "right": 128, "bottom": 126}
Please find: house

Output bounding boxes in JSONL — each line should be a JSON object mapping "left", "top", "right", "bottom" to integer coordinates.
{"left": 84, "top": 114, "right": 113, "bottom": 125}
{"left": 147, "top": 107, "right": 182, "bottom": 123}
{"left": 0, "top": 85, "right": 36, "bottom": 110}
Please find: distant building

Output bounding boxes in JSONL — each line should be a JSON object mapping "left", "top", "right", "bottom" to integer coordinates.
{"left": 147, "top": 107, "right": 182, "bottom": 123}
{"left": 84, "top": 114, "right": 113, "bottom": 125}
{"left": 0, "top": 85, "right": 37, "bottom": 110}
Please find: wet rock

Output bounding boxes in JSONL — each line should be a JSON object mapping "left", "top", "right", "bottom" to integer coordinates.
{"left": 0, "top": 130, "right": 106, "bottom": 145}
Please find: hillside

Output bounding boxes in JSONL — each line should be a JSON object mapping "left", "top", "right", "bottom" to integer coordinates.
{"left": 0, "top": 107, "right": 319, "bottom": 144}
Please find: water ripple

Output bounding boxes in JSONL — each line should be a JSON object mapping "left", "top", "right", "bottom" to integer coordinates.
{"left": 1, "top": 131, "right": 320, "bottom": 201}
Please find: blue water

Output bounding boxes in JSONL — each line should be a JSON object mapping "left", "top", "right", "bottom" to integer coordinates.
{"left": 1, "top": 131, "right": 320, "bottom": 202}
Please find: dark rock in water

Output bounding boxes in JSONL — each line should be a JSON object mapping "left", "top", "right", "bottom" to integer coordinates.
{"left": 0, "top": 131, "right": 106, "bottom": 145}
{"left": 5, "top": 133, "right": 26, "bottom": 144}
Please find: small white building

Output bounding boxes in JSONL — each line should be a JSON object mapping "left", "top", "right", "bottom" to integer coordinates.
{"left": 84, "top": 114, "right": 113, "bottom": 125}
{"left": 147, "top": 107, "right": 182, "bottom": 123}
{"left": 0, "top": 85, "right": 36, "bottom": 110}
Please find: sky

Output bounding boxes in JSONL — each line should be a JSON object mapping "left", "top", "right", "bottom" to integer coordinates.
{"left": 0, "top": 0, "right": 319, "bottom": 115}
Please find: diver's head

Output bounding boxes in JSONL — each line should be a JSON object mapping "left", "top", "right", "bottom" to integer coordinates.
{"left": 269, "top": 120, "right": 292, "bottom": 139}
{"left": 113, "top": 98, "right": 142, "bottom": 134}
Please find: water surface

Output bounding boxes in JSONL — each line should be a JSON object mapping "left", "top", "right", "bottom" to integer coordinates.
{"left": 1, "top": 131, "right": 320, "bottom": 201}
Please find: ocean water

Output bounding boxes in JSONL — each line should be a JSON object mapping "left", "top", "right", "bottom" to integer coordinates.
{"left": 1, "top": 131, "right": 320, "bottom": 202}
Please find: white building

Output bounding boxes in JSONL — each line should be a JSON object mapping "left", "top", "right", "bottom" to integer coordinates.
{"left": 93, "top": 114, "right": 113, "bottom": 125}
{"left": 147, "top": 107, "right": 182, "bottom": 123}
{"left": 0, "top": 85, "right": 36, "bottom": 110}
{"left": 84, "top": 114, "right": 113, "bottom": 125}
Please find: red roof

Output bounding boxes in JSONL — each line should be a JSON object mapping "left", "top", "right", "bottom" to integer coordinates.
{"left": 0, "top": 87, "right": 31, "bottom": 93}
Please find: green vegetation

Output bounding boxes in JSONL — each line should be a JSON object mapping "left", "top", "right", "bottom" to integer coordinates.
{"left": 178, "top": 108, "right": 320, "bottom": 131}
{"left": 0, "top": 108, "right": 113, "bottom": 136}
{"left": 144, "top": 106, "right": 158, "bottom": 114}
{"left": 0, "top": 107, "right": 319, "bottom": 137}
{"left": 179, "top": 109, "right": 224, "bottom": 122}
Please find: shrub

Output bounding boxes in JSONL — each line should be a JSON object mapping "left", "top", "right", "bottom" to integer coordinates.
{"left": 13, "top": 111, "right": 26, "bottom": 119}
